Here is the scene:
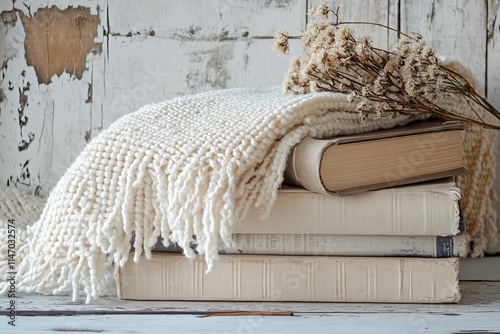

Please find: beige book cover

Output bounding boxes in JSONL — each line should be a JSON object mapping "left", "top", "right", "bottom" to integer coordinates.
{"left": 234, "top": 179, "right": 461, "bottom": 236}
{"left": 116, "top": 254, "right": 460, "bottom": 303}
{"left": 284, "top": 119, "right": 466, "bottom": 196}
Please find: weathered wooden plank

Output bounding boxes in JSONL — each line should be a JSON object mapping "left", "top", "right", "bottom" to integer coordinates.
{"left": 400, "top": 0, "right": 487, "bottom": 94}
{"left": 0, "top": 9, "right": 48, "bottom": 195}
{"left": 102, "top": 0, "right": 306, "bottom": 127}
{"left": 8, "top": 311, "right": 500, "bottom": 334}
{"left": 4, "top": 282, "right": 499, "bottom": 315}
{"left": 103, "top": 37, "right": 303, "bottom": 126}
{"left": 107, "top": 0, "right": 306, "bottom": 37}
{"left": 0, "top": 1, "right": 107, "bottom": 195}
{"left": 309, "top": 0, "right": 398, "bottom": 49}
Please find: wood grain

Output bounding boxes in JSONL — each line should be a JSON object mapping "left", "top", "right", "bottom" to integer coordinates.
{"left": 10, "top": 312, "right": 500, "bottom": 333}
{"left": 20, "top": 6, "right": 102, "bottom": 84}
{"left": 2, "top": 281, "right": 498, "bottom": 315}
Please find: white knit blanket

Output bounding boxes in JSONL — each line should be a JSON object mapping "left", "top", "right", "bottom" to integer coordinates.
{"left": 0, "top": 87, "right": 432, "bottom": 302}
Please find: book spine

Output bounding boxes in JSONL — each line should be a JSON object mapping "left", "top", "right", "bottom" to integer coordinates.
{"left": 284, "top": 137, "right": 329, "bottom": 195}
{"left": 117, "top": 254, "right": 460, "bottom": 303}
{"left": 435, "top": 235, "right": 469, "bottom": 257}
{"left": 284, "top": 122, "right": 466, "bottom": 196}
{"left": 222, "top": 234, "right": 468, "bottom": 258}
{"left": 152, "top": 234, "right": 468, "bottom": 258}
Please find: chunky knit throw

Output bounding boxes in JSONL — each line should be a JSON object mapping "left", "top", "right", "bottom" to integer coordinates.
{"left": 0, "top": 68, "right": 497, "bottom": 302}
{"left": 0, "top": 87, "right": 427, "bottom": 302}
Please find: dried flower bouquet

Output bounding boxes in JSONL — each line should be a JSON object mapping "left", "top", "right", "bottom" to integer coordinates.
{"left": 273, "top": 4, "right": 500, "bottom": 130}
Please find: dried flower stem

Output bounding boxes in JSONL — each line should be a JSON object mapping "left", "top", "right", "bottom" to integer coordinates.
{"left": 275, "top": 4, "right": 500, "bottom": 130}
{"left": 339, "top": 21, "right": 417, "bottom": 41}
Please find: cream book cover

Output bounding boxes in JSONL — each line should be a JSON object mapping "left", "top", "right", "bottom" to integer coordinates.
{"left": 235, "top": 179, "right": 461, "bottom": 236}
{"left": 117, "top": 254, "right": 460, "bottom": 303}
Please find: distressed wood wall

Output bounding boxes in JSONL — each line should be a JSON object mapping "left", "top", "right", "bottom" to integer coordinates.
{"left": 1, "top": 0, "right": 499, "bottom": 227}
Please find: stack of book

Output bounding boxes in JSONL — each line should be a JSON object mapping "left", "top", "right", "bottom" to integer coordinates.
{"left": 116, "top": 119, "right": 467, "bottom": 303}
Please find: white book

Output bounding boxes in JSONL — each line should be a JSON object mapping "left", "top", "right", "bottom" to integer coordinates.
{"left": 234, "top": 179, "right": 461, "bottom": 236}
{"left": 153, "top": 234, "right": 468, "bottom": 257}
{"left": 116, "top": 254, "right": 460, "bottom": 303}
{"left": 225, "top": 234, "right": 468, "bottom": 257}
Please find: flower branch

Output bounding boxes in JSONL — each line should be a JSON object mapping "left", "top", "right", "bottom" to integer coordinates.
{"left": 273, "top": 4, "right": 500, "bottom": 130}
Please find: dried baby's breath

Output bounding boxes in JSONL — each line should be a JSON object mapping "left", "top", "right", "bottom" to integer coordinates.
{"left": 309, "top": 3, "right": 330, "bottom": 20}
{"left": 272, "top": 4, "right": 500, "bottom": 130}
{"left": 273, "top": 31, "right": 290, "bottom": 55}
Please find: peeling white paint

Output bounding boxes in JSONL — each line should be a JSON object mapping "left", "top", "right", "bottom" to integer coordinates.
{"left": 0, "top": 2, "right": 107, "bottom": 195}
{"left": 0, "top": 10, "right": 44, "bottom": 194}
{"left": 107, "top": 0, "right": 306, "bottom": 37}
{"left": 12, "top": 0, "right": 103, "bottom": 16}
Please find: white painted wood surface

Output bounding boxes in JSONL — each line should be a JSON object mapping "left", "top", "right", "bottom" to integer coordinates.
{"left": 3, "top": 281, "right": 498, "bottom": 314}
{"left": 9, "top": 312, "right": 500, "bottom": 334}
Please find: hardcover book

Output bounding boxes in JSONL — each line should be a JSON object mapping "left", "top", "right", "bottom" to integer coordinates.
{"left": 284, "top": 120, "right": 466, "bottom": 195}
{"left": 116, "top": 254, "right": 460, "bottom": 303}
{"left": 233, "top": 179, "right": 461, "bottom": 236}
{"left": 152, "top": 234, "right": 468, "bottom": 258}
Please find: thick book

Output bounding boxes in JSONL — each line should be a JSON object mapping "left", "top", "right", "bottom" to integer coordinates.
{"left": 116, "top": 254, "right": 460, "bottom": 303}
{"left": 233, "top": 179, "right": 461, "bottom": 236}
{"left": 284, "top": 120, "right": 466, "bottom": 195}
{"left": 153, "top": 234, "right": 468, "bottom": 258}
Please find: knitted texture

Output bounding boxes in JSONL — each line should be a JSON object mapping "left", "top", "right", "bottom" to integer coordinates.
{"left": 0, "top": 185, "right": 45, "bottom": 226}
{"left": 442, "top": 61, "right": 499, "bottom": 256}
{"left": 0, "top": 87, "right": 427, "bottom": 303}
{"left": 0, "top": 185, "right": 45, "bottom": 275}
